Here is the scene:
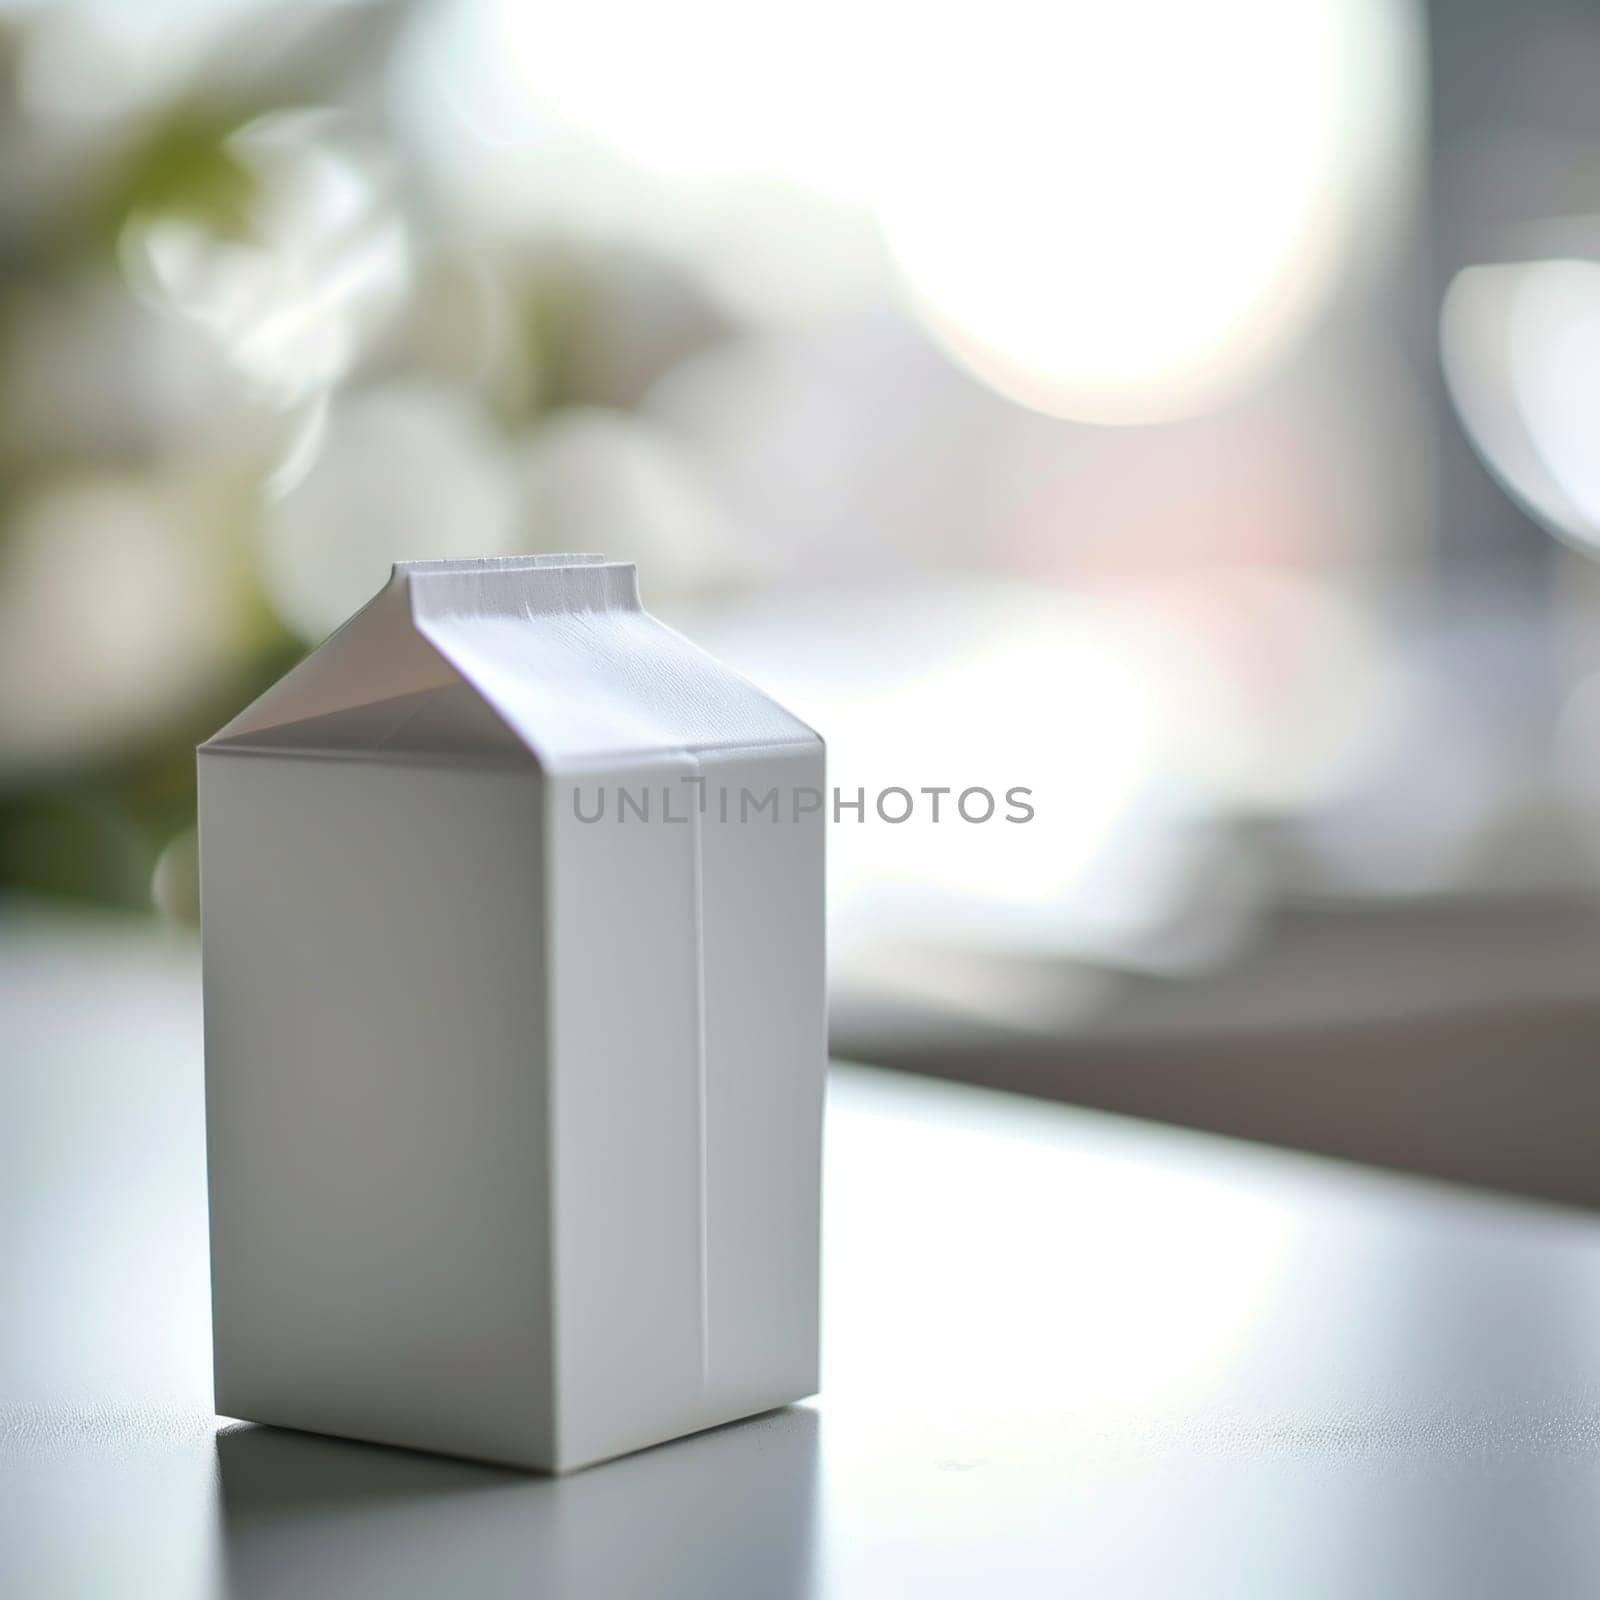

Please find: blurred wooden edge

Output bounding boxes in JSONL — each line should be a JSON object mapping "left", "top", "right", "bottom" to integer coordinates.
{"left": 838, "top": 1000, "right": 1600, "bottom": 1210}
{"left": 831, "top": 895, "right": 1600, "bottom": 1210}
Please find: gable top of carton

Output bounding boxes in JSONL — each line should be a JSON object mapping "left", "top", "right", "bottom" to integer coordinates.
{"left": 200, "top": 555, "right": 818, "bottom": 773}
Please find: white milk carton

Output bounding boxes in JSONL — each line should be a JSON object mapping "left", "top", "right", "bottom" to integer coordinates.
{"left": 199, "top": 554, "right": 825, "bottom": 1471}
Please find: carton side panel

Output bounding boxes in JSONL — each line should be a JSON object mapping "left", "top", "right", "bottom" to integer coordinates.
{"left": 545, "top": 744, "right": 825, "bottom": 1469}
{"left": 200, "top": 752, "right": 553, "bottom": 1467}
{"left": 698, "top": 745, "right": 826, "bottom": 1411}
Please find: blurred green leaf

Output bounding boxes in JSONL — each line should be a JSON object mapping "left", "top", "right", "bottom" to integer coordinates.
{"left": 110, "top": 113, "right": 260, "bottom": 242}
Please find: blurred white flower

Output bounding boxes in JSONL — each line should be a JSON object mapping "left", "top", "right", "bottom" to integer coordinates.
{"left": 0, "top": 474, "right": 245, "bottom": 776}
{"left": 260, "top": 378, "right": 521, "bottom": 641}
{"left": 531, "top": 245, "right": 729, "bottom": 409}
{"left": 122, "top": 108, "right": 410, "bottom": 415}
{"left": 150, "top": 824, "right": 200, "bottom": 923}
{"left": 17, "top": 1, "right": 212, "bottom": 124}
{"left": 517, "top": 407, "right": 744, "bottom": 603}
{"left": 400, "top": 244, "right": 538, "bottom": 410}
{"left": 0, "top": 275, "right": 243, "bottom": 467}
{"left": 681, "top": 179, "right": 887, "bottom": 328}
{"left": 646, "top": 324, "right": 988, "bottom": 581}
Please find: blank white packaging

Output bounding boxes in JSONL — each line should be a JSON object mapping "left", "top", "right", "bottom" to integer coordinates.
{"left": 198, "top": 554, "right": 825, "bottom": 1471}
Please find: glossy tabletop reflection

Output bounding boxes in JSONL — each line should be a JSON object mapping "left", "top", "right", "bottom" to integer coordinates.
{"left": 8, "top": 907, "right": 1600, "bottom": 1597}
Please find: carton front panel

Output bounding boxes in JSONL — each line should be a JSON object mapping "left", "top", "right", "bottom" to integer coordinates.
{"left": 200, "top": 753, "right": 554, "bottom": 1466}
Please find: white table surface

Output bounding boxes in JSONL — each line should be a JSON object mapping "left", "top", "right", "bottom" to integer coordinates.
{"left": 7, "top": 906, "right": 1600, "bottom": 1598}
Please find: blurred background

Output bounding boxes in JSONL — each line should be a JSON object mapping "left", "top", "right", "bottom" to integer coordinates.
{"left": 7, "top": 0, "right": 1600, "bottom": 1168}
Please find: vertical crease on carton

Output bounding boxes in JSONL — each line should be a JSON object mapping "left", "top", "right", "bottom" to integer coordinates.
{"left": 689, "top": 760, "right": 711, "bottom": 1392}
